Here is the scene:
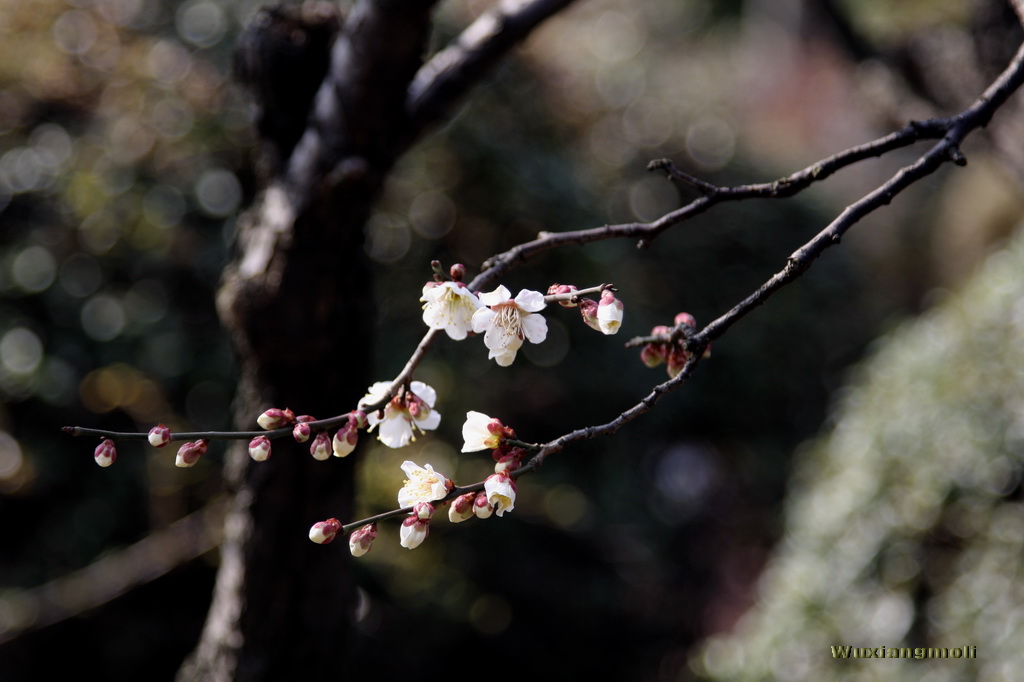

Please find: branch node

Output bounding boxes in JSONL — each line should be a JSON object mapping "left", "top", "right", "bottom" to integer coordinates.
{"left": 946, "top": 144, "right": 968, "bottom": 167}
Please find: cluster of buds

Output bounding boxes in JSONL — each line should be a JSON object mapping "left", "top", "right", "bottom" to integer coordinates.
{"left": 447, "top": 472, "right": 518, "bottom": 523}
{"left": 248, "top": 408, "right": 367, "bottom": 462}
{"left": 640, "top": 312, "right": 710, "bottom": 378}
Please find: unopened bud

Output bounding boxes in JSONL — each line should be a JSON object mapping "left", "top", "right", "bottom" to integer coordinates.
{"left": 597, "top": 290, "right": 623, "bottom": 335}
{"left": 494, "top": 452, "right": 522, "bottom": 473}
{"left": 349, "top": 524, "right": 377, "bottom": 557}
{"left": 248, "top": 436, "right": 272, "bottom": 462}
{"left": 578, "top": 298, "right": 601, "bottom": 332}
{"left": 94, "top": 439, "right": 117, "bottom": 467}
{"left": 448, "top": 493, "right": 476, "bottom": 523}
{"left": 148, "top": 424, "right": 171, "bottom": 448}
{"left": 399, "top": 515, "right": 429, "bottom": 549}
{"left": 640, "top": 343, "right": 667, "bottom": 368}
{"left": 292, "top": 422, "right": 312, "bottom": 443}
{"left": 667, "top": 348, "right": 691, "bottom": 378}
{"left": 332, "top": 424, "right": 358, "bottom": 458}
{"left": 257, "top": 408, "right": 296, "bottom": 430}
{"left": 309, "top": 518, "right": 342, "bottom": 544}
{"left": 547, "top": 283, "right": 579, "bottom": 307}
{"left": 350, "top": 410, "right": 368, "bottom": 430}
{"left": 175, "top": 439, "right": 208, "bottom": 468}
{"left": 412, "top": 501, "right": 435, "bottom": 520}
{"left": 310, "top": 431, "right": 331, "bottom": 460}
{"left": 473, "top": 491, "right": 493, "bottom": 519}
{"left": 674, "top": 312, "right": 697, "bottom": 329}
{"left": 450, "top": 263, "right": 466, "bottom": 282}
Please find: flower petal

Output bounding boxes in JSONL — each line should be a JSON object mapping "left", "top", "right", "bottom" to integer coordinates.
{"left": 514, "top": 289, "right": 546, "bottom": 313}
{"left": 378, "top": 415, "right": 414, "bottom": 448}
{"left": 410, "top": 380, "right": 437, "bottom": 408}
{"left": 472, "top": 307, "right": 495, "bottom": 334}
{"left": 478, "top": 285, "right": 512, "bottom": 307}
{"left": 521, "top": 312, "right": 548, "bottom": 344}
{"left": 416, "top": 409, "right": 441, "bottom": 431}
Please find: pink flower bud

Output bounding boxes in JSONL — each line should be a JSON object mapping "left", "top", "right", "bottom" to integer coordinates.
{"left": 399, "top": 515, "right": 429, "bottom": 549}
{"left": 257, "top": 407, "right": 296, "bottom": 430}
{"left": 332, "top": 424, "right": 358, "bottom": 458}
{"left": 349, "top": 524, "right": 377, "bottom": 557}
{"left": 309, "top": 518, "right": 342, "bottom": 544}
{"left": 547, "top": 283, "right": 579, "bottom": 307}
{"left": 309, "top": 431, "right": 331, "bottom": 460}
{"left": 292, "top": 422, "right": 312, "bottom": 443}
{"left": 448, "top": 493, "right": 476, "bottom": 523}
{"left": 412, "top": 501, "right": 435, "bottom": 520}
{"left": 148, "top": 424, "right": 171, "bottom": 448}
{"left": 248, "top": 436, "right": 272, "bottom": 462}
{"left": 473, "top": 491, "right": 493, "bottom": 519}
{"left": 667, "top": 347, "right": 691, "bottom": 378}
{"left": 94, "top": 439, "right": 117, "bottom": 467}
{"left": 175, "top": 439, "right": 208, "bottom": 468}
{"left": 350, "top": 410, "right": 368, "bottom": 429}
{"left": 674, "top": 312, "right": 696, "bottom": 328}
{"left": 450, "top": 263, "right": 466, "bottom": 282}
{"left": 494, "top": 452, "right": 522, "bottom": 473}
{"left": 640, "top": 343, "right": 667, "bottom": 368}
{"left": 578, "top": 298, "right": 601, "bottom": 331}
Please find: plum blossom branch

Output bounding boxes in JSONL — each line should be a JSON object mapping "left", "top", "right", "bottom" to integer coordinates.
{"left": 335, "top": 31, "right": 1024, "bottom": 538}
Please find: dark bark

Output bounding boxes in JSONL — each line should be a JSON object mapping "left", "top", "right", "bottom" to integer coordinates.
{"left": 176, "top": 1, "right": 437, "bottom": 679}
{"left": 174, "top": 0, "right": 578, "bottom": 677}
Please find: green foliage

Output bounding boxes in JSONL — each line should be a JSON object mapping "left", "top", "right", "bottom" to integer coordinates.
{"left": 694, "top": 226, "right": 1024, "bottom": 681}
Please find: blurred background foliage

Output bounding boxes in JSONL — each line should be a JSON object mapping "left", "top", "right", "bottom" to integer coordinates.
{"left": 0, "top": 0, "right": 1020, "bottom": 680}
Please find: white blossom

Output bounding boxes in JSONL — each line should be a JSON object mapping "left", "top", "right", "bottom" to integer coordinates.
{"left": 484, "top": 472, "right": 517, "bottom": 517}
{"left": 359, "top": 380, "right": 441, "bottom": 448}
{"left": 461, "top": 410, "right": 506, "bottom": 452}
{"left": 471, "top": 285, "right": 547, "bottom": 366}
{"left": 421, "top": 281, "right": 482, "bottom": 340}
{"left": 397, "top": 460, "right": 451, "bottom": 507}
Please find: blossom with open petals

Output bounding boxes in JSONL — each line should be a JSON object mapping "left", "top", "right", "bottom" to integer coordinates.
{"left": 471, "top": 285, "right": 547, "bottom": 367}
{"left": 421, "top": 281, "right": 483, "bottom": 340}
{"left": 359, "top": 381, "right": 441, "bottom": 448}
{"left": 484, "top": 472, "right": 517, "bottom": 517}
{"left": 461, "top": 411, "right": 513, "bottom": 452}
{"left": 397, "top": 460, "right": 451, "bottom": 507}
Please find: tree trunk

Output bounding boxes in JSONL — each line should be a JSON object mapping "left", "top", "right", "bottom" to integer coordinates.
{"left": 176, "top": 1, "right": 437, "bottom": 679}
